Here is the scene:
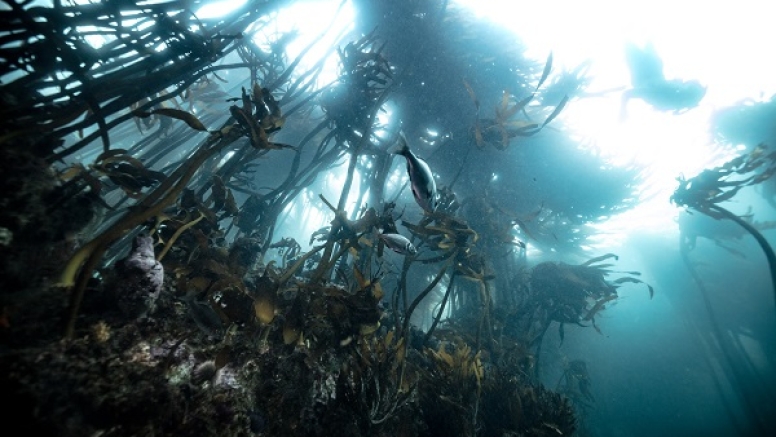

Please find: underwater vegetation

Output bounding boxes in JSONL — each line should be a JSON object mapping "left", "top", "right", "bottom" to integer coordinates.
{"left": 14, "top": 0, "right": 770, "bottom": 436}
{"left": 465, "top": 52, "right": 569, "bottom": 152}
{"left": 670, "top": 142, "right": 776, "bottom": 435}
{"left": 672, "top": 144, "right": 776, "bottom": 303}
{"left": 711, "top": 96, "right": 776, "bottom": 212}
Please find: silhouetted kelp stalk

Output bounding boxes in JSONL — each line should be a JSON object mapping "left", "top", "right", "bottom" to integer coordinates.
{"left": 306, "top": 32, "right": 395, "bottom": 283}
{"left": 464, "top": 52, "right": 569, "bottom": 151}
{"left": 73, "top": 21, "right": 328, "bottom": 257}
{"left": 2, "top": 0, "right": 331, "bottom": 275}
{"left": 58, "top": 124, "right": 241, "bottom": 339}
{"left": 679, "top": 241, "right": 770, "bottom": 434}
{"left": 672, "top": 146, "right": 776, "bottom": 433}
{"left": 331, "top": 33, "right": 395, "bottom": 211}
{"left": 223, "top": 29, "right": 390, "bottom": 255}
{"left": 1, "top": 0, "right": 281, "bottom": 159}
{"left": 671, "top": 143, "right": 776, "bottom": 306}
{"left": 58, "top": 80, "right": 297, "bottom": 339}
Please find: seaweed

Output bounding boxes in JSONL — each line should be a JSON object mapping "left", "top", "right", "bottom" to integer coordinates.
{"left": 671, "top": 144, "right": 776, "bottom": 305}
{"left": 0, "top": 1, "right": 659, "bottom": 435}
{"left": 465, "top": 53, "right": 569, "bottom": 150}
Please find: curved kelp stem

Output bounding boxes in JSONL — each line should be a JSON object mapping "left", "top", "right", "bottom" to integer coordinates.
{"left": 680, "top": 242, "right": 768, "bottom": 434}
{"left": 708, "top": 204, "right": 776, "bottom": 304}
{"left": 402, "top": 262, "right": 450, "bottom": 339}
{"left": 424, "top": 272, "right": 456, "bottom": 346}
{"left": 156, "top": 213, "right": 205, "bottom": 262}
{"left": 398, "top": 262, "right": 449, "bottom": 390}
{"left": 671, "top": 144, "right": 776, "bottom": 310}
{"left": 59, "top": 130, "right": 239, "bottom": 339}
{"left": 532, "top": 318, "right": 552, "bottom": 381}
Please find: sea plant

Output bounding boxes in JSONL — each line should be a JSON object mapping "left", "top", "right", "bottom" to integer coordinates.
{"left": 671, "top": 143, "right": 776, "bottom": 303}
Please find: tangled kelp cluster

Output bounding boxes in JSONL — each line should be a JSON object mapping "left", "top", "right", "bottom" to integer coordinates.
{"left": 0, "top": 1, "right": 656, "bottom": 436}
{"left": 671, "top": 142, "right": 776, "bottom": 434}
{"left": 465, "top": 53, "right": 569, "bottom": 151}
{"left": 528, "top": 255, "right": 652, "bottom": 336}
{"left": 672, "top": 143, "right": 776, "bottom": 303}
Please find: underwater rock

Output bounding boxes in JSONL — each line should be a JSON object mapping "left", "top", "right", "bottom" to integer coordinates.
{"left": 113, "top": 233, "right": 164, "bottom": 318}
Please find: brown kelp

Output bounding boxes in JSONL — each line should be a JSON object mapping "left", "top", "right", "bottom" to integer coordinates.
{"left": 465, "top": 53, "right": 569, "bottom": 151}
{"left": 671, "top": 146, "right": 776, "bottom": 434}
{"left": 56, "top": 80, "right": 299, "bottom": 339}
{"left": 0, "top": 1, "right": 655, "bottom": 436}
{"left": 1, "top": 0, "right": 269, "bottom": 158}
{"left": 671, "top": 143, "right": 776, "bottom": 303}
{"left": 494, "top": 253, "right": 652, "bottom": 379}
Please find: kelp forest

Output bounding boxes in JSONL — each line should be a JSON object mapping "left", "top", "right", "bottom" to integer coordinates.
{"left": 2, "top": 1, "right": 775, "bottom": 436}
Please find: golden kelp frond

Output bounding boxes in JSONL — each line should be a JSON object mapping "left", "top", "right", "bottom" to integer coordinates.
{"left": 467, "top": 52, "right": 569, "bottom": 150}
{"left": 156, "top": 212, "right": 205, "bottom": 261}
{"left": 428, "top": 340, "right": 484, "bottom": 389}
{"left": 253, "top": 276, "right": 278, "bottom": 325}
{"left": 403, "top": 212, "right": 478, "bottom": 262}
{"left": 227, "top": 86, "right": 294, "bottom": 151}
{"left": 57, "top": 127, "right": 242, "bottom": 338}
{"left": 353, "top": 265, "right": 384, "bottom": 301}
{"left": 56, "top": 75, "right": 297, "bottom": 338}
{"left": 358, "top": 328, "right": 406, "bottom": 374}
{"left": 246, "top": 264, "right": 384, "bottom": 352}
{"left": 416, "top": 336, "right": 484, "bottom": 436}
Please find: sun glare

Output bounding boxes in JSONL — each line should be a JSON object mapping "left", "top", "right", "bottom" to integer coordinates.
{"left": 253, "top": 0, "right": 355, "bottom": 86}
{"left": 204, "top": 0, "right": 776, "bottom": 249}
{"left": 194, "top": 0, "right": 248, "bottom": 20}
{"left": 453, "top": 0, "right": 776, "bottom": 245}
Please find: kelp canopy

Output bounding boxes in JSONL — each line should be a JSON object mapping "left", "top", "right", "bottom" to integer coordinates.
{"left": 0, "top": 1, "right": 649, "bottom": 436}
